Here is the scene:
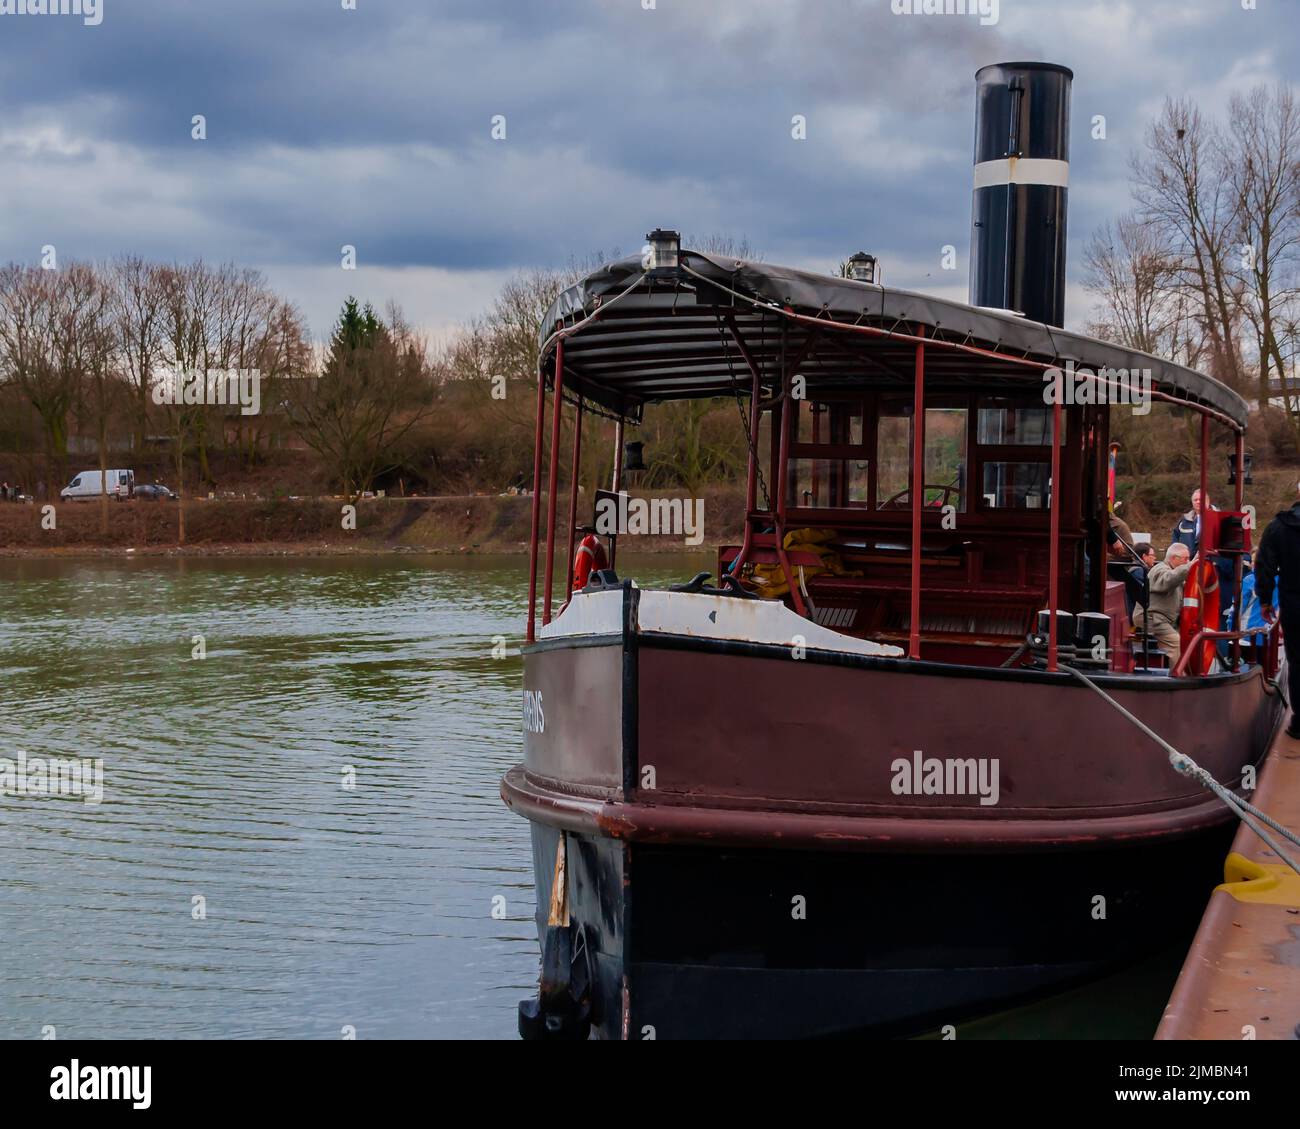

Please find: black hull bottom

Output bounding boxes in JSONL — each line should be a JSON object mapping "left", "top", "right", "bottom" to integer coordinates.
{"left": 526, "top": 822, "right": 1234, "bottom": 1039}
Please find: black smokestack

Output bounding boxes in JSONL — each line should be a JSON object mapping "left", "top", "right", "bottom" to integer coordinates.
{"left": 969, "top": 61, "right": 1072, "bottom": 327}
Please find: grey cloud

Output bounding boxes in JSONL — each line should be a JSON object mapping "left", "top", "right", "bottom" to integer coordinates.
{"left": 0, "top": 0, "right": 1295, "bottom": 334}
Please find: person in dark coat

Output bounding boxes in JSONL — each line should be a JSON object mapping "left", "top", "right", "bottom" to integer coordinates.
{"left": 1173, "top": 490, "right": 1235, "bottom": 575}
{"left": 1122, "top": 542, "right": 1155, "bottom": 620}
{"left": 1254, "top": 483, "right": 1300, "bottom": 738}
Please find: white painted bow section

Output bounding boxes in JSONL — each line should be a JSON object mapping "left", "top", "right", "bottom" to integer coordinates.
{"left": 537, "top": 589, "right": 625, "bottom": 639}
{"left": 539, "top": 587, "right": 904, "bottom": 658}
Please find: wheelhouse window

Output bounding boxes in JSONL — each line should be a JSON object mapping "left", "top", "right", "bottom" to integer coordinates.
{"left": 875, "top": 401, "right": 967, "bottom": 511}
{"left": 974, "top": 396, "right": 1062, "bottom": 511}
{"left": 977, "top": 399, "right": 1063, "bottom": 445}
{"left": 925, "top": 407, "right": 967, "bottom": 510}
{"left": 780, "top": 392, "right": 1066, "bottom": 515}
{"left": 792, "top": 458, "right": 870, "bottom": 508}
{"left": 876, "top": 406, "right": 910, "bottom": 509}
{"left": 797, "top": 399, "right": 863, "bottom": 447}
{"left": 788, "top": 398, "right": 871, "bottom": 509}
{"left": 982, "top": 461, "right": 1052, "bottom": 509}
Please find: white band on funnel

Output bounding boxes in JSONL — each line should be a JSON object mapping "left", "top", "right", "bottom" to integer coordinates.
{"left": 973, "top": 158, "right": 1070, "bottom": 189}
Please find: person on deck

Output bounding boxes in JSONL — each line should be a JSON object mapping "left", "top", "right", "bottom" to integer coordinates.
{"left": 1172, "top": 489, "right": 1234, "bottom": 622}
{"left": 1230, "top": 552, "right": 1277, "bottom": 662}
{"left": 1252, "top": 483, "right": 1300, "bottom": 738}
{"left": 1134, "top": 543, "right": 1192, "bottom": 664}
{"left": 1108, "top": 511, "right": 1134, "bottom": 553}
{"left": 1121, "top": 542, "right": 1155, "bottom": 621}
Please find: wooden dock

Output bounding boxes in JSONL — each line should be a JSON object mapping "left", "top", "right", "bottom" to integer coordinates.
{"left": 1156, "top": 720, "right": 1300, "bottom": 1040}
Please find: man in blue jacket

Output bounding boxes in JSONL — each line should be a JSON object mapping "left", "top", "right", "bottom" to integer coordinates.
{"left": 1172, "top": 489, "right": 1235, "bottom": 632}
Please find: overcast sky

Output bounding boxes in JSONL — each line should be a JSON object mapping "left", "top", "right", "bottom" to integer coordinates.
{"left": 2, "top": 0, "right": 1297, "bottom": 340}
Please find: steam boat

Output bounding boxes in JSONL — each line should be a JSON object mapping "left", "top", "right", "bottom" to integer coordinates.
{"left": 503, "top": 63, "right": 1285, "bottom": 1039}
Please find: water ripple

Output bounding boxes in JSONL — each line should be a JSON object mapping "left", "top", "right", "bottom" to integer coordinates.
{"left": 0, "top": 552, "right": 703, "bottom": 1038}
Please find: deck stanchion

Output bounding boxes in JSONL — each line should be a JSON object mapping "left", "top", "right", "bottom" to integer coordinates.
{"left": 1200, "top": 414, "right": 1210, "bottom": 640}
{"left": 732, "top": 368, "right": 760, "bottom": 575}
{"left": 609, "top": 418, "right": 623, "bottom": 572}
{"left": 1048, "top": 395, "right": 1063, "bottom": 671}
{"left": 724, "top": 316, "right": 776, "bottom": 576}
{"left": 811, "top": 402, "right": 821, "bottom": 503}
{"left": 909, "top": 334, "right": 925, "bottom": 660}
{"left": 526, "top": 355, "right": 549, "bottom": 643}
{"left": 773, "top": 352, "right": 806, "bottom": 617}
{"left": 564, "top": 399, "right": 584, "bottom": 600}
{"left": 542, "top": 339, "right": 566, "bottom": 625}
{"left": 1234, "top": 431, "right": 1244, "bottom": 670}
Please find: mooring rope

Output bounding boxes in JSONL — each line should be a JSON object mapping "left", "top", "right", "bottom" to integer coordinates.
{"left": 1063, "top": 664, "right": 1300, "bottom": 879}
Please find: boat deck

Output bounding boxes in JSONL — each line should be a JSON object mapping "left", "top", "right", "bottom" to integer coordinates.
{"left": 1156, "top": 718, "right": 1300, "bottom": 1040}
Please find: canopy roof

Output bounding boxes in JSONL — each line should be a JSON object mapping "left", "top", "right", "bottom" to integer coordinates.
{"left": 538, "top": 250, "right": 1249, "bottom": 431}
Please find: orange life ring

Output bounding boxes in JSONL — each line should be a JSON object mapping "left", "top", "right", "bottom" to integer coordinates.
{"left": 572, "top": 533, "right": 608, "bottom": 591}
{"left": 1179, "top": 558, "right": 1221, "bottom": 675}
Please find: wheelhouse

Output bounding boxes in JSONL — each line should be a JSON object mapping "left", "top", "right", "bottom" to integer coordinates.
{"left": 525, "top": 248, "right": 1269, "bottom": 680}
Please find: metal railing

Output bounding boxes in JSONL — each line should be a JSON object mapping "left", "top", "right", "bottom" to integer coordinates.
{"left": 1170, "top": 619, "right": 1281, "bottom": 680}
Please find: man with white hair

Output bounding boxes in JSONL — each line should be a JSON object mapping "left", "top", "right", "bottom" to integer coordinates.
{"left": 1134, "top": 542, "right": 1192, "bottom": 663}
{"left": 1173, "top": 487, "right": 1235, "bottom": 629}
{"left": 1253, "top": 480, "right": 1300, "bottom": 738}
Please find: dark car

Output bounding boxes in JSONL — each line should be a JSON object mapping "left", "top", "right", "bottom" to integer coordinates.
{"left": 133, "top": 483, "right": 177, "bottom": 501}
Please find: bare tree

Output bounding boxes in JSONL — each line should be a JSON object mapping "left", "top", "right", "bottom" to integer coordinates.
{"left": 155, "top": 261, "right": 213, "bottom": 543}
{"left": 110, "top": 255, "right": 167, "bottom": 452}
{"left": 1083, "top": 214, "right": 1206, "bottom": 364}
{"left": 0, "top": 264, "right": 85, "bottom": 493}
{"left": 61, "top": 263, "right": 121, "bottom": 529}
{"left": 1226, "top": 84, "right": 1300, "bottom": 419}
{"left": 1131, "top": 98, "right": 1248, "bottom": 391}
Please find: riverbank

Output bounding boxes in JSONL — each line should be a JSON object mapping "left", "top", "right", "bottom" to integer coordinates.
{"left": 0, "top": 470, "right": 1294, "bottom": 557}
{"left": 0, "top": 486, "right": 746, "bottom": 557}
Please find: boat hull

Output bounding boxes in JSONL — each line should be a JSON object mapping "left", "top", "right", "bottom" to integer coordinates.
{"left": 505, "top": 587, "right": 1285, "bottom": 1038}
{"left": 521, "top": 819, "right": 1235, "bottom": 1039}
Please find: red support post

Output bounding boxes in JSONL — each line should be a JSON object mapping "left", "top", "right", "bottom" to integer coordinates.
{"left": 772, "top": 362, "right": 806, "bottom": 617}
{"left": 542, "top": 339, "right": 566, "bottom": 625}
{"left": 724, "top": 317, "right": 766, "bottom": 576}
{"left": 811, "top": 403, "right": 821, "bottom": 505}
{"left": 564, "top": 399, "right": 584, "bottom": 601}
{"left": 609, "top": 417, "right": 623, "bottom": 573}
{"left": 1234, "top": 431, "right": 1244, "bottom": 669}
{"left": 1200, "top": 413, "right": 1210, "bottom": 639}
{"left": 1048, "top": 396, "right": 1063, "bottom": 672}
{"left": 909, "top": 336, "right": 925, "bottom": 660}
{"left": 525, "top": 354, "right": 548, "bottom": 643}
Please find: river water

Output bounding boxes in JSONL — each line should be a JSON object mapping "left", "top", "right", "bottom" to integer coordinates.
{"left": 0, "top": 553, "right": 1185, "bottom": 1039}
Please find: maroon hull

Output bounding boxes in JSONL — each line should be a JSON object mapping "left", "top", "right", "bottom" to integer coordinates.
{"left": 505, "top": 588, "right": 1284, "bottom": 1037}
{"left": 633, "top": 643, "right": 1279, "bottom": 835}
{"left": 512, "top": 607, "right": 1282, "bottom": 852}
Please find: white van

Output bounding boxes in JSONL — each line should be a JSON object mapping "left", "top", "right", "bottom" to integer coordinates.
{"left": 60, "top": 469, "right": 135, "bottom": 501}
